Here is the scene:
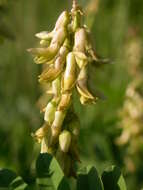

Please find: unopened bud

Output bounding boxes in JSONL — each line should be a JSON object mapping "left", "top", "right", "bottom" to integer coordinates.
{"left": 68, "top": 120, "right": 80, "bottom": 138}
{"left": 63, "top": 52, "right": 76, "bottom": 91}
{"left": 27, "top": 43, "right": 59, "bottom": 60}
{"left": 74, "top": 28, "right": 87, "bottom": 52}
{"left": 51, "top": 27, "right": 67, "bottom": 46}
{"left": 55, "top": 11, "right": 70, "bottom": 30}
{"left": 44, "top": 101, "right": 56, "bottom": 124}
{"left": 59, "top": 130, "right": 72, "bottom": 153}
{"left": 35, "top": 31, "right": 53, "bottom": 40}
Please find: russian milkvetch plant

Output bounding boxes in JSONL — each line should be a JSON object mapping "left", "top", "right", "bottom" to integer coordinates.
{"left": 28, "top": 0, "right": 110, "bottom": 177}
{"left": 0, "top": 1, "right": 128, "bottom": 190}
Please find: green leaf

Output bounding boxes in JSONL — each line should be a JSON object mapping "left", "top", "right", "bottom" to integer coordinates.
{"left": 36, "top": 153, "right": 54, "bottom": 190}
{"left": 101, "top": 166, "right": 127, "bottom": 190}
{"left": 36, "top": 153, "right": 53, "bottom": 178}
{"left": 77, "top": 166, "right": 104, "bottom": 190}
{"left": 87, "top": 166, "right": 104, "bottom": 190}
{"left": 0, "top": 169, "right": 28, "bottom": 190}
{"left": 9, "top": 176, "right": 28, "bottom": 190}
{"left": 36, "top": 153, "right": 71, "bottom": 190}
{"left": 0, "top": 169, "right": 16, "bottom": 187}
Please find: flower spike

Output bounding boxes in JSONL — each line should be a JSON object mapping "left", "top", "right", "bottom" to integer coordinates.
{"left": 28, "top": 1, "right": 109, "bottom": 176}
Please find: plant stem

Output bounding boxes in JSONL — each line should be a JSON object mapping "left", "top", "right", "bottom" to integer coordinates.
{"left": 72, "top": 0, "right": 78, "bottom": 10}
{"left": 40, "top": 138, "right": 48, "bottom": 153}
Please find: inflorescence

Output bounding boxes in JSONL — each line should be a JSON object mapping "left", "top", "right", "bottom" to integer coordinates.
{"left": 28, "top": 1, "right": 108, "bottom": 176}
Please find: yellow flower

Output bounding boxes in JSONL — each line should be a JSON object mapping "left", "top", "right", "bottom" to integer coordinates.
{"left": 76, "top": 67, "right": 96, "bottom": 104}
{"left": 74, "top": 28, "right": 87, "bottom": 52}
{"left": 63, "top": 52, "right": 77, "bottom": 91}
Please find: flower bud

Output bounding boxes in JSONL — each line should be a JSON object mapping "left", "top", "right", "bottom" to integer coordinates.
{"left": 59, "top": 45, "right": 69, "bottom": 62}
{"left": 57, "top": 93, "right": 71, "bottom": 111}
{"left": 35, "top": 31, "right": 53, "bottom": 40}
{"left": 55, "top": 11, "right": 70, "bottom": 30}
{"left": 51, "top": 27, "right": 67, "bottom": 46}
{"left": 51, "top": 111, "right": 66, "bottom": 138}
{"left": 74, "top": 28, "right": 87, "bottom": 52}
{"left": 59, "top": 130, "right": 72, "bottom": 153}
{"left": 68, "top": 120, "right": 80, "bottom": 138}
{"left": 27, "top": 43, "right": 59, "bottom": 60}
{"left": 44, "top": 100, "right": 57, "bottom": 124}
{"left": 63, "top": 52, "right": 76, "bottom": 91}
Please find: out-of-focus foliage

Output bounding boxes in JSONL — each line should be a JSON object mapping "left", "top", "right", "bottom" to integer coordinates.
{"left": 0, "top": 0, "right": 15, "bottom": 43}
{"left": 0, "top": 153, "right": 127, "bottom": 190}
{"left": 115, "top": 31, "right": 143, "bottom": 188}
{"left": 0, "top": 0, "right": 143, "bottom": 189}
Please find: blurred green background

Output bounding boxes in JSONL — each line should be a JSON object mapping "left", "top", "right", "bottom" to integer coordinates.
{"left": 0, "top": 0, "right": 143, "bottom": 189}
